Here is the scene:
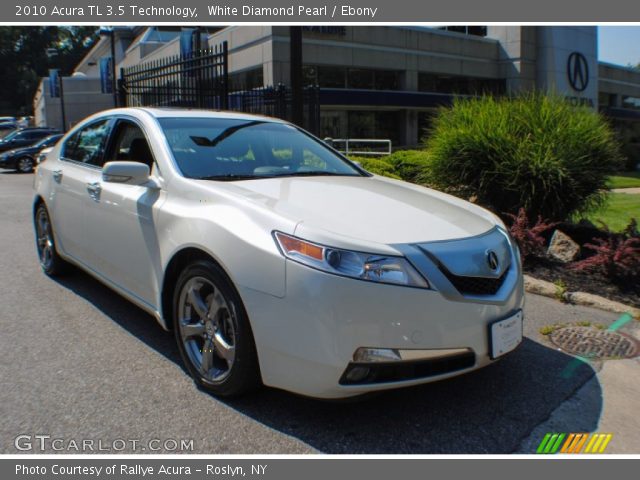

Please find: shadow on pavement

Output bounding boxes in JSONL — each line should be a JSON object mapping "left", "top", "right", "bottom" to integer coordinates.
{"left": 54, "top": 267, "right": 603, "bottom": 454}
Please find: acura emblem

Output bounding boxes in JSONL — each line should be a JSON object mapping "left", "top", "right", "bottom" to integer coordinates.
{"left": 486, "top": 250, "right": 499, "bottom": 271}
{"left": 567, "top": 52, "right": 589, "bottom": 92}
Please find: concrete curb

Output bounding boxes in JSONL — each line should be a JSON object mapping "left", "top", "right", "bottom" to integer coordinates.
{"left": 523, "top": 274, "right": 640, "bottom": 318}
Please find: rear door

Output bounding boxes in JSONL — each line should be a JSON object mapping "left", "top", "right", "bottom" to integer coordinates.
{"left": 48, "top": 119, "right": 112, "bottom": 265}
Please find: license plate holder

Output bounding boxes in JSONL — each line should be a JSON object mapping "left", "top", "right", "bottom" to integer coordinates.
{"left": 489, "top": 310, "right": 523, "bottom": 359}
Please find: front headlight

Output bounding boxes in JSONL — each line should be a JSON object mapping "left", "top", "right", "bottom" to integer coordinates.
{"left": 274, "top": 231, "right": 429, "bottom": 288}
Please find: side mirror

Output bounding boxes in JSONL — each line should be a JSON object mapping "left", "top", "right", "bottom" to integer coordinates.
{"left": 102, "top": 161, "right": 156, "bottom": 187}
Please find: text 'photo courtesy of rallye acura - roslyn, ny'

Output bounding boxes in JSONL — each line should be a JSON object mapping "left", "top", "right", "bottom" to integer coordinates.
{"left": 32, "top": 107, "right": 524, "bottom": 399}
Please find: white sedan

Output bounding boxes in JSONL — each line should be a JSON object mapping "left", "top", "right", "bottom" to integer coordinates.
{"left": 33, "top": 108, "right": 524, "bottom": 399}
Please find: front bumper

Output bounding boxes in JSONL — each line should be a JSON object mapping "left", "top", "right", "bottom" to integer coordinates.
{"left": 239, "top": 254, "right": 525, "bottom": 399}
{"left": 0, "top": 157, "right": 16, "bottom": 169}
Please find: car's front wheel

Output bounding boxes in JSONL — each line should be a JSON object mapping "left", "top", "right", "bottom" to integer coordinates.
{"left": 173, "top": 260, "right": 261, "bottom": 397}
{"left": 17, "top": 156, "right": 34, "bottom": 173}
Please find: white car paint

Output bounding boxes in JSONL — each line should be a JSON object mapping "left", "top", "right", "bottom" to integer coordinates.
{"left": 34, "top": 108, "right": 524, "bottom": 399}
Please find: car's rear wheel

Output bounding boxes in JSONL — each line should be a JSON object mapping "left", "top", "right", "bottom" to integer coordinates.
{"left": 17, "top": 156, "right": 34, "bottom": 173}
{"left": 173, "top": 260, "right": 261, "bottom": 397}
{"left": 34, "top": 204, "right": 68, "bottom": 276}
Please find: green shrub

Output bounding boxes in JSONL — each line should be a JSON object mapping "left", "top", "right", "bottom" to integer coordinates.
{"left": 425, "top": 93, "right": 624, "bottom": 221}
{"left": 385, "top": 150, "right": 435, "bottom": 185}
{"left": 349, "top": 156, "right": 401, "bottom": 179}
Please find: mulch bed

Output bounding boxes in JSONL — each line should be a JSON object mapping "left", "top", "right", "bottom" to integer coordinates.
{"left": 525, "top": 256, "right": 640, "bottom": 309}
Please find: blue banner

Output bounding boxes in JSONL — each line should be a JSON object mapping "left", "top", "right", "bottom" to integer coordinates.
{"left": 100, "top": 57, "right": 113, "bottom": 94}
{"left": 180, "top": 28, "right": 195, "bottom": 58}
{"left": 48, "top": 69, "right": 59, "bottom": 98}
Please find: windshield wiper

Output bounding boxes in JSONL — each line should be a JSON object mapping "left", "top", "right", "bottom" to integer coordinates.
{"left": 268, "top": 171, "right": 359, "bottom": 178}
{"left": 195, "top": 174, "right": 261, "bottom": 181}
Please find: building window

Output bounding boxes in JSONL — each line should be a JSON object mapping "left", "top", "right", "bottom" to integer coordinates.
{"left": 622, "top": 96, "right": 640, "bottom": 110}
{"left": 304, "top": 65, "right": 401, "bottom": 91}
{"left": 317, "top": 66, "right": 346, "bottom": 88}
{"left": 418, "top": 73, "right": 505, "bottom": 95}
{"left": 229, "top": 68, "right": 264, "bottom": 91}
{"left": 348, "top": 69, "right": 374, "bottom": 90}
{"left": 438, "top": 26, "right": 487, "bottom": 37}
{"left": 599, "top": 92, "right": 618, "bottom": 108}
{"left": 320, "top": 110, "right": 402, "bottom": 145}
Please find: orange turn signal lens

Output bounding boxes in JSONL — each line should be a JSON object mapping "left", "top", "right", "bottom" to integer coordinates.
{"left": 275, "top": 232, "right": 324, "bottom": 261}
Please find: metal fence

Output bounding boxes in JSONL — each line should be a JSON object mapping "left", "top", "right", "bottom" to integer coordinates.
{"left": 228, "top": 85, "right": 320, "bottom": 135}
{"left": 120, "top": 42, "right": 229, "bottom": 110}
{"left": 119, "top": 41, "right": 320, "bottom": 135}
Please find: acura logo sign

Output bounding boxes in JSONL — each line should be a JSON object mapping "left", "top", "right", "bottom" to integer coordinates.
{"left": 567, "top": 52, "right": 589, "bottom": 92}
{"left": 486, "top": 250, "right": 499, "bottom": 271}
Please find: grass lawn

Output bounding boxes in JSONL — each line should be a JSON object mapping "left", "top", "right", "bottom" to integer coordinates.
{"left": 579, "top": 193, "right": 640, "bottom": 232}
{"left": 607, "top": 171, "right": 640, "bottom": 189}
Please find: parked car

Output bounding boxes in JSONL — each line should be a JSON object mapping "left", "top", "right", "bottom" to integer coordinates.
{"left": 0, "top": 127, "right": 60, "bottom": 153}
{"left": 0, "top": 134, "right": 63, "bottom": 173}
{"left": 35, "top": 146, "right": 54, "bottom": 166}
{"left": 33, "top": 108, "right": 524, "bottom": 399}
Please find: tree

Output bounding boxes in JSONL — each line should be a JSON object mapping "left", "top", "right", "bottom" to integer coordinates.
{"left": 0, "top": 27, "right": 98, "bottom": 116}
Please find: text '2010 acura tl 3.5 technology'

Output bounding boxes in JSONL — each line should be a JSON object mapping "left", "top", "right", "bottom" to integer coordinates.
{"left": 33, "top": 108, "right": 524, "bottom": 399}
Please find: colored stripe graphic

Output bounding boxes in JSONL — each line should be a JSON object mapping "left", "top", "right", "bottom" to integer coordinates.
{"left": 573, "top": 433, "right": 589, "bottom": 453}
{"left": 538, "top": 433, "right": 613, "bottom": 454}
{"left": 537, "top": 433, "right": 566, "bottom": 454}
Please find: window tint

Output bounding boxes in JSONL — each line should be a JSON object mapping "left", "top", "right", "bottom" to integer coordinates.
{"left": 62, "top": 120, "right": 110, "bottom": 166}
{"left": 106, "top": 121, "right": 155, "bottom": 169}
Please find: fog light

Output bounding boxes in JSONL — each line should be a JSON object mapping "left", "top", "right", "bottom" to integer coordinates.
{"left": 353, "top": 347, "right": 402, "bottom": 363}
{"left": 344, "top": 366, "right": 370, "bottom": 383}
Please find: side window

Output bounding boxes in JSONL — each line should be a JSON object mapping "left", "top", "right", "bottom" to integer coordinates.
{"left": 62, "top": 120, "right": 110, "bottom": 167}
{"left": 106, "top": 121, "right": 155, "bottom": 170}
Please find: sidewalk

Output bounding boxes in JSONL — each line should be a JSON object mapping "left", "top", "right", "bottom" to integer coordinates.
{"left": 517, "top": 321, "right": 640, "bottom": 454}
{"left": 612, "top": 187, "right": 640, "bottom": 194}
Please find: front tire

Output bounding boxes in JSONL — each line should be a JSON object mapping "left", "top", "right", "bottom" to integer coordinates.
{"left": 173, "top": 260, "right": 261, "bottom": 397}
{"left": 17, "top": 156, "right": 34, "bottom": 173}
{"left": 34, "top": 204, "right": 68, "bottom": 276}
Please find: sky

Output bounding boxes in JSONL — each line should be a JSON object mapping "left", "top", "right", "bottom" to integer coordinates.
{"left": 598, "top": 26, "right": 640, "bottom": 67}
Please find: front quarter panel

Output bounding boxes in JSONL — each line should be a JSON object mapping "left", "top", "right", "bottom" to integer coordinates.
{"left": 157, "top": 179, "right": 296, "bottom": 301}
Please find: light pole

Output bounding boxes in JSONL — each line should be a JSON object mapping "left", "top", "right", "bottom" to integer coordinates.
{"left": 99, "top": 26, "right": 118, "bottom": 107}
{"left": 46, "top": 48, "right": 67, "bottom": 132}
{"left": 289, "top": 27, "right": 304, "bottom": 128}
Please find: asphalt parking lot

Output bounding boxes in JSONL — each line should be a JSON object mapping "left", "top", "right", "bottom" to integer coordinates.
{"left": 0, "top": 170, "right": 634, "bottom": 454}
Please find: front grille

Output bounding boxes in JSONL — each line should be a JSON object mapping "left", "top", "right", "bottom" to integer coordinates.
{"left": 339, "top": 350, "right": 476, "bottom": 385}
{"left": 440, "top": 267, "right": 508, "bottom": 296}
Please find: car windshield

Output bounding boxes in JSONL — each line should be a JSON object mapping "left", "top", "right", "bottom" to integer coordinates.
{"left": 158, "top": 117, "right": 364, "bottom": 180}
{"left": 1, "top": 130, "right": 20, "bottom": 141}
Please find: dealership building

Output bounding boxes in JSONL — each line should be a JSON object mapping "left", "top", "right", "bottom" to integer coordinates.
{"left": 34, "top": 26, "right": 640, "bottom": 154}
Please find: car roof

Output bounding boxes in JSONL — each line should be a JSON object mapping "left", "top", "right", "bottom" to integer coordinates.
{"left": 101, "top": 107, "right": 287, "bottom": 124}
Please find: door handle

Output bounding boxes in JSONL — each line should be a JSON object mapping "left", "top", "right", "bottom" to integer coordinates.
{"left": 86, "top": 182, "right": 102, "bottom": 200}
{"left": 52, "top": 170, "right": 63, "bottom": 183}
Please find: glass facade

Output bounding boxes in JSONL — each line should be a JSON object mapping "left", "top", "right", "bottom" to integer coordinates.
{"left": 229, "top": 68, "right": 264, "bottom": 91}
{"left": 438, "top": 26, "right": 488, "bottom": 37}
{"left": 304, "top": 65, "right": 402, "bottom": 91}
{"left": 418, "top": 73, "right": 505, "bottom": 95}
{"left": 320, "top": 110, "right": 402, "bottom": 145}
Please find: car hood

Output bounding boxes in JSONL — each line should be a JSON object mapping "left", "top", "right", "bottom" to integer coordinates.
{"left": 208, "top": 175, "right": 498, "bottom": 246}
{"left": 1, "top": 146, "right": 36, "bottom": 156}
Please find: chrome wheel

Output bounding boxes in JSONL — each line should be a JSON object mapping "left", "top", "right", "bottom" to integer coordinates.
{"left": 177, "top": 276, "right": 236, "bottom": 383}
{"left": 35, "top": 208, "right": 54, "bottom": 270}
{"left": 17, "top": 157, "right": 33, "bottom": 173}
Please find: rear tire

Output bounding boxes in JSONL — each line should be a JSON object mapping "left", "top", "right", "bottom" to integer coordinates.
{"left": 173, "top": 260, "right": 261, "bottom": 397}
{"left": 17, "top": 156, "right": 34, "bottom": 173}
{"left": 34, "top": 204, "right": 68, "bottom": 276}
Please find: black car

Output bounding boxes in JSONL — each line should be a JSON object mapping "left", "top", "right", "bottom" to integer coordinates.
{"left": 0, "top": 127, "right": 60, "bottom": 154}
{"left": 0, "top": 134, "right": 63, "bottom": 173}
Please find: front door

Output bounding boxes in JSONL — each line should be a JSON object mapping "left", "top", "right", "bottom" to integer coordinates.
{"left": 83, "top": 119, "right": 165, "bottom": 310}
